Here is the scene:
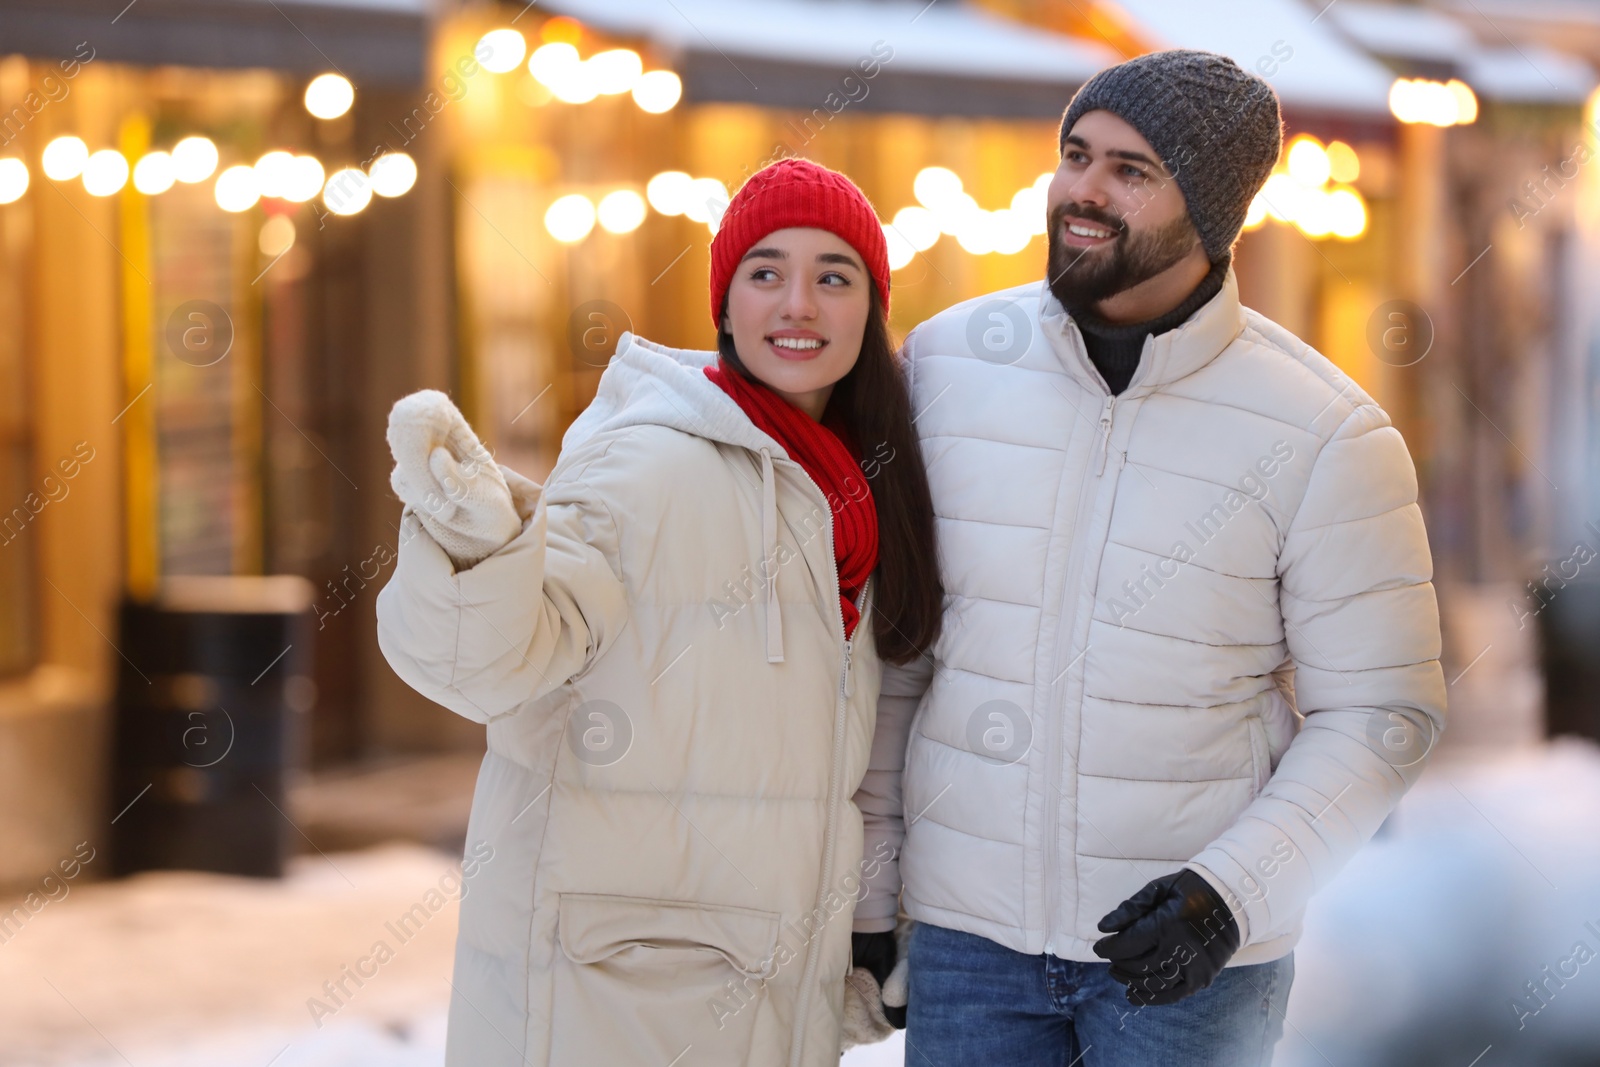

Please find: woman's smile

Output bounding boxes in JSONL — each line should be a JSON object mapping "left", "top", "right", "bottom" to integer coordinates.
{"left": 767, "top": 329, "right": 829, "bottom": 361}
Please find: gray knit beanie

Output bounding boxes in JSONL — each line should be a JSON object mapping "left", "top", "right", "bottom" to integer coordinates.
{"left": 1059, "top": 49, "right": 1283, "bottom": 264}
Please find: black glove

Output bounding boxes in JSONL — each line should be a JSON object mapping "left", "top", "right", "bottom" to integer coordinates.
{"left": 851, "top": 931, "right": 905, "bottom": 1028}
{"left": 1092, "top": 868, "right": 1241, "bottom": 1006}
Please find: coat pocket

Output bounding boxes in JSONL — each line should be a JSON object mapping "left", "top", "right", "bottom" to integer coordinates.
{"left": 1245, "top": 714, "right": 1271, "bottom": 795}
{"left": 548, "top": 893, "right": 781, "bottom": 1066}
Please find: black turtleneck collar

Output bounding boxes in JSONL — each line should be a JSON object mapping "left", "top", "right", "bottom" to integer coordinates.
{"left": 1068, "top": 258, "right": 1229, "bottom": 396}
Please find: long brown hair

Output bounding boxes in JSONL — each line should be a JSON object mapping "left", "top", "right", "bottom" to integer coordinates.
{"left": 717, "top": 287, "right": 943, "bottom": 665}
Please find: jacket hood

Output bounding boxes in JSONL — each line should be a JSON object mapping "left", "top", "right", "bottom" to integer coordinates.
{"left": 560, "top": 331, "right": 787, "bottom": 460}
{"left": 559, "top": 330, "right": 823, "bottom": 664}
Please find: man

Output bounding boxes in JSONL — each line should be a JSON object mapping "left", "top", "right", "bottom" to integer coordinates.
{"left": 851, "top": 49, "right": 1447, "bottom": 1064}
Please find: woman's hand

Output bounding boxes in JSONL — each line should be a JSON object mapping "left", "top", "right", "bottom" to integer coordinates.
{"left": 880, "top": 915, "right": 913, "bottom": 1027}
{"left": 841, "top": 928, "right": 905, "bottom": 1052}
{"left": 386, "top": 389, "right": 522, "bottom": 570}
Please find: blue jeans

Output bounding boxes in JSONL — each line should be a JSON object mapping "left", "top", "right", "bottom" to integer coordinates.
{"left": 906, "top": 922, "right": 1294, "bottom": 1067}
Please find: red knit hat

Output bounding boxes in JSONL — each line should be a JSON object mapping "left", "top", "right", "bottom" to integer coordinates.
{"left": 709, "top": 158, "right": 891, "bottom": 328}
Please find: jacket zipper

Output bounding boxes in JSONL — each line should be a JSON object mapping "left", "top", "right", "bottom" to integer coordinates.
{"left": 1043, "top": 391, "right": 1116, "bottom": 956}
{"left": 784, "top": 466, "right": 872, "bottom": 1067}
{"left": 1095, "top": 395, "right": 1117, "bottom": 476}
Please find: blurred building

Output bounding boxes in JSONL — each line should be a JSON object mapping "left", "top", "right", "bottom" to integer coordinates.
{"left": 0, "top": 0, "right": 457, "bottom": 887}
{"left": 2, "top": 0, "right": 1598, "bottom": 891}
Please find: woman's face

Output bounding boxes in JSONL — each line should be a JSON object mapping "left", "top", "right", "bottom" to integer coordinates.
{"left": 722, "top": 226, "right": 871, "bottom": 419}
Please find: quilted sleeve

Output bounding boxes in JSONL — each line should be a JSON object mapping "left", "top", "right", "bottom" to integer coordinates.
{"left": 1184, "top": 402, "right": 1447, "bottom": 946}
{"left": 376, "top": 451, "right": 630, "bottom": 725}
{"left": 852, "top": 652, "right": 935, "bottom": 932}
{"left": 852, "top": 328, "right": 933, "bottom": 932}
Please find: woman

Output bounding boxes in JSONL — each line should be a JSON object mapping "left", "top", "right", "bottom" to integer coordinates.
{"left": 376, "top": 158, "right": 941, "bottom": 1066}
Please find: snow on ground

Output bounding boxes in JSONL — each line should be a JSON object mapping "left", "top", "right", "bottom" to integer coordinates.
{"left": 6, "top": 740, "right": 1600, "bottom": 1066}
{"left": 0, "top": 844, "right": 461, "bottom": 1067}
{"left": 1276, "top": 736, "right": 1600, "bottom": 1067}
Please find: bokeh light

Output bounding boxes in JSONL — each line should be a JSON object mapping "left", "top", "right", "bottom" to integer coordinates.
{"left": 132, "top": 151, "right": 176, "bottom": 195}
{"left": 633, "top": 70, "right": 682, "bottom": 113}
{"left": 545, "top": 193, "right": 597, "bottom": 242}
{"left": 646, "top": 170, "right": 693, "bottom": 216}
{"left": 0, "top": 158, "right": 28, "bottom": 204}
{"left": 323, "top": 167, "right": 372, "bottom": 215}
{"left": 597, "top": 189, "right": 646, "bottom": 234}
{"left": 172, "top": 136, "right": 219, "bottom": 183}
{"left": 304, "top": 74, "right": 354, "bottom": 120}
{"left": 214, "top": 164, "right": 260, "bottom": 212}
{"left": 368, "top": 153, "right": 417, "bottom": 198}
{"left": 42, "top": 136, "right": 88, "bottom": 181}
{"left": 82, "top": 150, "right": 129, "bottom": 197}
{"left": 259, "top": 214, "right": 296, "bottom": 257}
{"left": 477, "top": 29, "right": 527, "bottom": 74}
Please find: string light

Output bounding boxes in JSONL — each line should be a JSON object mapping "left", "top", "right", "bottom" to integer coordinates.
{"left": 682, "top": 177, "right": 730, "bottom": 229}
{"left": 214, "top": 165, "right": 260, "bottom": 212}
{"left": 891, "top": 206, "right": 940, "bottom": 253}
{"left": 1246, "top": 134, "right": 1368, "bottom": 241}
{"left": 368, "top": 153, "right": 417, "bottom": 198}
{"left": 633, "top": 70, "right": 682, "bottom": 114}
{"left": 477, "top": 29, "right": 528, "bottom": 74}
{"left": 41, "top": 136, "right": 88, "bottom": 181}
{"left": 281, "top": 156, "right": 326, "bottom": 203}
{"left": 132, "top": 151, "right": 176, "bottom": 195}
{"left": 82, "top": 150, "right": 129, "bottom": 196}
{"left": 0, "top": 158, "right": 28, "bottom": 204}
{"left": 646, "top": 171, "right": 693, "bottom": 216}
{"left": 1326, "top": 140, "right": 1360, "bottom": 184}
{"left": 254, "top": 151, "right": 297, "bottom": 199}
{"left": 323, "top": 168, "right": 372, "bottom": 215}
{"left": 1286, "top": 136, "right": 1330, "bottom": 187}
{"left": 1389, "top": 77, "right": 1478, "bottom": 126}
{"left": 588, "top": 49, "right": 643, "bottom": 95}
{"left": 527, "top": 37, "right": 677, "bottom": 113}
{"left": 545, "top": 193, "right": 597, "bottom": 242}
{"left": 880, "top": 167, "right": 1054, "bottom": 264}
{"left": 597, "top": 189, "right": 646, "bottom": 233}
{"left": 172, "top": 136, "right": 218, "bottom": 183}
{"left": 305, "top": 74, "right": 354, "bottom": 120}
{"left": 13, "top": 128, "right": 411, "bottom": 217}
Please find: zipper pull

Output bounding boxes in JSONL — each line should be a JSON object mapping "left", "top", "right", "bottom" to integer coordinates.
{"left": 1096, "top": 396, "right": 1116, "bottom": 475}
{"left": 842, "top": 638, "right": 855, "bottom": 698}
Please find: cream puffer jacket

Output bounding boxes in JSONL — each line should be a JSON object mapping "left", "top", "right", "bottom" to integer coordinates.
{"left": 874, "top": 270, "right": 1447, "bottom": 966}
{"left": 376, "top": 333, "right": 892, "bottom": 1067}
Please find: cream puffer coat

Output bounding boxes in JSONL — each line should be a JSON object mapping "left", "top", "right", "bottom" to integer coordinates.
{"left": 874, "top": 270, "right": 1447, "bottom": 966}
{"left": 376, "top": 333, "right": 892, "bottom": 1067}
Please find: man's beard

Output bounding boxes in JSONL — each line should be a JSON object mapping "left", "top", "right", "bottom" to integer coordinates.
{"left": 1046, "top": 201, "right": 1202, "bottom": 312}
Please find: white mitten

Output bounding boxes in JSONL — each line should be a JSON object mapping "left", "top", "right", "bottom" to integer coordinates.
{"left": 840, "top": 967, "right": 896, "bottom": 1052}
{"left": 880, "top": 914, "right": 914, "bottom": 1019}
{"left": 386, "top": 389, "right": 522, "bottom": 570}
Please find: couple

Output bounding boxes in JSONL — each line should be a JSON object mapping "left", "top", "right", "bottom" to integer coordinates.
{"left": 377, "top": 51, "right": 1445, "bottom": 1067}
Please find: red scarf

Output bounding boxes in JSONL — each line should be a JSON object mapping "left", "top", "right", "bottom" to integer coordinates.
{"left": 705, "top": 363, "right": 878, "bottom": 640}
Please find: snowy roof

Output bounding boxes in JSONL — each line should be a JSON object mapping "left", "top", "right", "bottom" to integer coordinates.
{"left": 1325, "top": 0, "right": 1479, "bottom": 66}
{"left": 1329, "top": 0, "right": 1596, "bottom": 105}
{"left": 1439, "top": 0, "right": 1600, "bottom": 29}
{"left": 1461, "top": 43, "right": 1596, "bottom": 104}
{"left": 1101, "top": 0, "right": 1398, "bottom": 116}
{"left": 540, "top": 0, "right": 1116, "bottom": 85}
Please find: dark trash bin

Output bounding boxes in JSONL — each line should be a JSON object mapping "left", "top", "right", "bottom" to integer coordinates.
{"left": 110, "top": 576, "right": 316, "bottom": 878}
{"left": 1537, "top": 578, "right": 1600, "bottom": 745}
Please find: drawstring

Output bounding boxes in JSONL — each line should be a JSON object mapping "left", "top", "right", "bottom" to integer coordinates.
{"left": 759, "top": 447, "right": 785, "bottom": 663}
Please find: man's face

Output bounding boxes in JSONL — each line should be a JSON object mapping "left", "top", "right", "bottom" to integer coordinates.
{"left": 1045, "top": 109, "right": 1203, "bottom": 310}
